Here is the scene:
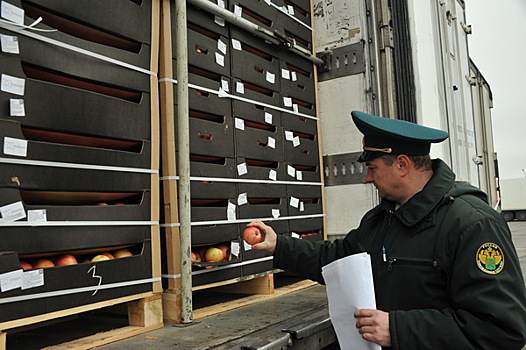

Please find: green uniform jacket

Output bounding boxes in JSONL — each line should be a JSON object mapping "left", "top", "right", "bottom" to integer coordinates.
{"left": 274, "top": 159, "right": 526, "bottom": 350}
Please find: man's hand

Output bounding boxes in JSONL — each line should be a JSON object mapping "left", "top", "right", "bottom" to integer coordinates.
{"left": 355, "top": 309, "right": 391, "bottom": 347}
{"left": 246, "top": 220, "right": 277, "bottom": 253}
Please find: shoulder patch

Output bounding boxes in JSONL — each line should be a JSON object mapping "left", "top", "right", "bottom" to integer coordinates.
{"left": 476, "top": 242, "right": 504, "bottom": 275}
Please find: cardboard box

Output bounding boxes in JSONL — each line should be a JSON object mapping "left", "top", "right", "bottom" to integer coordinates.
{"left": 183, "top": 24, "right": 231, "bottom": 76}
{"left": 187, "top": 1, "right": 230, "bottom": 37}
{"left": 279, "top": 58, "right": 316, "bottom": 105}
{"left": 282, "top": 127, "right": 320, "bottom": 166}
{"left": 21, "top": 0, "right": 153, "bottom": 44}
{"left": 191, "top": 181, "right": 237, "bottom": 199}
{"left": 234, "top": 119, "right": 284, "bottom": 162}
{"left": 191, "top": 223, "right": 240, "bottom": 246}
{"left": 235, "top": 156, "right": 286, "bottom": 183}
{"left": 0, "top": 240, "right": 153, "bottom": 323}
{"left": 237, "top": 197, "right": 287, "bottom": 222}
{"left": 0, "top": 29, "right": 151, "bottom": 93}
{"left": 283, "top": 161, "right": 321, "bottom": 183}
{"left": 231, "top": 77, "right": 281, "bottom": 109}
{"left": 232, "top": 100, "right": 282, "bottom": 127}
{"left": 0, "top": 119, "right": 151, "bottom": 169}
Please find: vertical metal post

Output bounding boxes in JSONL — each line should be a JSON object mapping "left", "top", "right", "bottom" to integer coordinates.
{"left": 174, "top": 0, "right": 192, "bottom": 323}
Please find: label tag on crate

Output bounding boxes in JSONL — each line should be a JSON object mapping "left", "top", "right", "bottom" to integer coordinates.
{"left": 0, "top": 201, "right": 26, "bottom": 222}
{"left": 3, "top": 136, "right": 28, "bottom": 157}
{"left": 281, "top": 69, "right": 291, "bottom": 80}
{"left": 9, "top": 98, "right": 25, "bottom": 116}
{"left": 266, "top": 71, "right": 276, "bottom": 84}
{"left": 27, "top": 209, "right": 47, "bottom": 223}
{"left": 288, "top": 165, "right": 296, "bottom": 177}
{"left": 221, "top": 79, "right": 229, "bottom": 92}
{"left": 267, "top": 136, "right": 275, "bottom": 149}
{"left": 227, "top": 202, "right": 236, "bottom": 221}
{"left": 1, "top": 1, "right": 24, "bottom": 25}
{"left": 235, "top": 117, "right": 245, "bottom": 130}
{"left": 238, "top": 192, "right": 248, "bottom": 206}
{"left": 291, "top": 232, "right": 300, "bottom": 239}
{"left": 237, "top": 162, "right": 248, "bottom": 176}
{"left": 231, "top": 241, "right": 240, "bottom": 257}
{"left": 283, "top": 96, "right": 293, "bottom": 107}
{"left": 236, "top": 81, "right": 245, "bottom": 94}
{"left": 290, "top": 196, "right": 300, "bottom": 208}
{"left": 269, "top": 169, "right": 277, "bottom": 181}
{"left": 1, "top": 33, "right": 19, "bottom": 54}
{"left": 1, "top": 74, "right": 25, "bottom": 96}
{"left": 264, "top": 112, "right": 273, "bottom": 124}
{"left": 234, "top": 4, "right": 243, "bottom": 17}
{"left": 217, "top": 39, "right": 227, "bottom": 54}
{"left": 0, "top": 269, "right": 22, "bottom": 292}
{"left": 231, "top": 38, "right": 242, "bottom": 51}
{"left": 243, "top": 240, "right": 252, "bottom": 251}
{"left": 285, "top": 130, "right": 294, "bottom": 141}
{"left": 22, "top": 269, "right": 44, "bottom": 290}
{"left": 214, "top": 16, "right": 225, "bottom": 27}
{"left": 292, "top": 136, "right": 301, "bottom": 147}
{"left": 272, "top": 209, "right": 280, "bottom": 219}
{"left": 296, "top": 171, "right": 303, "bottom": 181}
{"left": 215, "top": 52, "right": 225, "bottom": 67}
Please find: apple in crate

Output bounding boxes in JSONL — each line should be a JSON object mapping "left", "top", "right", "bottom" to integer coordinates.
{"left": 33, "top": 259, "right": 55, "bottom": 268}
{"left": 205, "top": 247, "right": 224, "bottom": 262}
{"left": 217, "top": 244, "right": 230, "bottom": 261}
{"left": 114, "top": 248, "right": 133, "bottom": 258}
{"left": 55, "top": 254, "right": 78, "bottom": 266}
{"left": 91, "top": 254, "right": 111, "bottom": 262}
{"left": 102, "top": 252, "right": 115, "bottom": 259}
{"left": 191, "top": 251, "right": 201, "bottom": 263}
{"left": 243, "top": 227, "right": 263, "bottom": 245}
{"left": 20, "top": 261, "right": 32, "bottom": 270}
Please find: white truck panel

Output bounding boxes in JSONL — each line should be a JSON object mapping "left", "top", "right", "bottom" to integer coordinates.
{"left": 500, "top": 178, "right": 526, "bottom": 211}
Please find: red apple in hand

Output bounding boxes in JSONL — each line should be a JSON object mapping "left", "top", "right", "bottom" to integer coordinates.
{"left": 205, "top": 247, "right": 224, "bottom": 262}
{"left": 243, "top": 227, "right": 263, "bottom": 245}
{"left": 55, "top": 254, "right": 78, "bottom": 266}
{"left": 33, "top": 259, "right": 55, "bottom": 268}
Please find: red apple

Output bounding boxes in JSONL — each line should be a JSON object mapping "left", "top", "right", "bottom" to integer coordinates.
{"left": 55, "top": 254, "right": 78, "bottom": 266}
{"left": 195, "top": 248, "right": 207, "bottom": 262}
{"left": 113, "top": 249, "right": 133, "bottom": 258}
{"left": 97, "top": 202, "right": 108, "bottom": 206}
{"left": 217, "top": 244, "right": 230, "bottom": 261}
{"left": 33, "top": 259, "right": 55, "bottom": 268}
{"left": 243, "top": 227, "right": 263, "bottom": 245}
{"left": 20, "top": 261, "right": 32, "bottom": 270}
{"left": 91, "top": 254, "right": 111, "bottom": 262}
{"left": 205, "top": 247, "right": 224, "bottom": 262}
{"left": 102, "top": 252, "right": 115, "bottom": 259}
{"left": 191, "top": 251, "right": 201, "bottom": 263}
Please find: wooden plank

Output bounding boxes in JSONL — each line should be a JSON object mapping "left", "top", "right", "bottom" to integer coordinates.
{"left": 212, "top": 274, "right": 275, "bottom": 295}
{"left": 0, "top": 292, "right": 155, "bottom": 332}
{"left": 193, "top": 279, "right": 318, "bottom": 320}
{"left": 0, "top": 332, "right": 5, "bottom": 350}
{"left": 40, "top": 324, "right": 162, "bottom": 350}
{"left": 127, "top": 295, "right": 163, "bottom": 328}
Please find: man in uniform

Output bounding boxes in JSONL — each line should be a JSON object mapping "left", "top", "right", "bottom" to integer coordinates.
{"left": 247, "top": 111, "right": 526, "bottom": 349}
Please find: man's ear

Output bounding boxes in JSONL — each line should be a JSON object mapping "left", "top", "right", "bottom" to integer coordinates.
{"left": 396, "top": 155, "right": 411, "bottom": 175}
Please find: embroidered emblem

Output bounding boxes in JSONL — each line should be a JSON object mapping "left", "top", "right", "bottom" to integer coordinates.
{"left": 476, "top": 242, "right": 504, "bottom": 275}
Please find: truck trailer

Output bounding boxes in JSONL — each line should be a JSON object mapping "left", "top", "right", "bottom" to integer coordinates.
{"left": 499, "top": 178, "right": 526, "bottom": 221}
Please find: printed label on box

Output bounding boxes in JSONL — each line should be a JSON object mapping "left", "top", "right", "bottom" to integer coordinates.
{"left": 1, "top": 34, "right": 19, "bottom": 54}
{"left": 217, "top": 0, "right": 225, "bottom": 8}
{"left": 264, "top": 112, "right": 273, "bottom": 124}
{"left": 269, "top": 169, "right": 277, "bottom": 181}
{"left": 266, "top": 71, "right": 275, "bottom": 84}
{"left": 235, "top": 117, "right": 245, "bottom": 130}
{"left": 214, "top": 16, "right": 225, "bottom": 26}
{"left": 237, "top": 162, "right": 248, "bottom": 176}
{"left": 288, "top": 165, "right": 296, "bottom": 177}
{"left": 0, "top": 269, "right": 22, "bottom": 292}
{"left": 231, "top": 38, "right": 242, "bottom": 51}
{"left": 293, "top": 104, "right": 299, "bottom": 113}
{"left": 281, "top": 68, "right": 291, "bottom": 80}
{"left": 9, "top": 98, "right": 25, "bottom": 116}
{"left": 238, "top": 192, "right": 248, "bottom": 205}
{"left": 291, "top": 71, "right": 297, "bottom": 81}
{"left": 300, "top": 202, "right": 305, "bottom": 212}
{"left": 217, "top": 39, "right": 227, "bottom": 54}
{"left": 28, "top": 209, "right": 47, "bottom": 223}
{"left": 291, "top": 232, "right": 300, "bottom": 239}
{"left": 4, "top": 136, "right": 28, "bottom": 157}
{"left": 285, "top": 130, "right": 294, "bottom": 141}
{"left": 236, "top": 81, "right": 245, "bottom": 94}
{"left": 243, "top": 240, "right": 252, "bottom": 251}
{"left": 283, "top": 97, "right": 292, "bottom": 107}
{"left": 215, "top": 52, "right": 225, "bottom": 67}
{"left": 267, "top": 136, "right": 275, "bottom": 149}
{"left": 296, "top": 171, "right": 303, "bottom": 181}
{"left": 272, "top": 209, "right": 280, "bottom": 219}
{"left": 290, "top": 196, "right": 299, "bottom": 208}
{"left": 1, "top": 74, "right": 25, "bottom": 96}
{"left": 0, "top": 201, "right": 26, "bottom": 222}
{"left": 1, "top": 1, "right": 24, "bottom": 24}
{"left": 231, "top": 241, "right": 240, "bottom": 257}
{"left": 292, "top": 136, "right": 300, "bottom": 147}
{"left": 22, "top": 269, "right": 44, "bottom": 290}
{"left": 227, "top": 202, "right": 236, "bottom": 221}
{"left": 221, "top": 79, "right": 229, "bottom": 92}
{"left": 234, "top": 4, "right": 242, "bottom": 16}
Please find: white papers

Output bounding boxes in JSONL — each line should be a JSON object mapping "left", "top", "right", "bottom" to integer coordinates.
{"left": 321, "top": 253, "right": 380, "bottom": 350}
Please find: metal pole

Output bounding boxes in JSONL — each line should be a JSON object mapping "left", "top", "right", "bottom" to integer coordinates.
{"left": 187, "top": 0, "right": 324, "bottom": 65}
{"left": 175, "top": 0, "right": 193, "bottom": 324}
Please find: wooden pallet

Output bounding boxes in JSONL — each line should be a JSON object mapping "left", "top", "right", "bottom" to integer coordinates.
{"left": 0, "top": 293, "right": 163, "bottom": 350}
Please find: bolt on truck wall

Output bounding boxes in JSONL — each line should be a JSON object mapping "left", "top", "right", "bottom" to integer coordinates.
{"left": 314, "top": 0, "right": 499, "bottom": 239}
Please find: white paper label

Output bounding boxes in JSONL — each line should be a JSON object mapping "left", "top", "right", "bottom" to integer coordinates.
{"left": 290, "top": 196, "right": 300, "bottom": 208}
{"left": 217, "top": 0, "right": 225, "bottom": 8}
{"left": 291, "top": 232, "right": 300, "bottom": 239}
{"left": 288, "top": 165, "right": 296, "bottom": 177}
{"left": 236, "top": 81, "right": 245, "bottom": 94}
{"left": 293, "top": 104, "right": 299, "bottom": 113}
{"left": 0, "top": 201, "right": 26, "bottom": 222}
{"left": 235, "top": 117, "right": 245, "bottom": 130}
{"left": 296, "top": 171, "right": 303, "bottom": 180}
{"left": 1, "top": 34, "right": 19, "bottom": 54}
{"left": 0, "top": 269, "right": 22, "bottom": 292}
{"left": 217, "top": 39, "right": 227, "bottom": 54}
{"left": 243, "top": 240, "right": 252, "bottom": 251}
{"left": 287, "top": 5, "right": 295, "bottom": 15}
{"left": 22, "top": 269, "right": 44, "bottom": 290}
{"left": 215, "top": 52, "right": 225, "bottom": 67}
{"left": 237, "top": 162, "right": 248, "bottom": 176}
{"left": 28, "top": 209, "right": 47, "bottom": 223}
{"left": 231, "top": 241, "right": 240, "bottom": 257}
{"left": 292, "top": 136, "right": 301, "bottom": 147}
{"left": 281, "top": 68, "right": 291, "bottom": 80}
{"left": 221, "top": 79, "right": 229, "bottom": 92}
{"left": 9, "top": 98, "right": 25, "bottom": 116}
{"left": 227, "top": 202, "right": 236, "bottom": 221}
{"left": 299, "top": 202, "right": 305, "bottom": 212}
{"left": 266, "top": 71, "right": 275, "bottom": 84}
{"left": 285, "top": 130, "right": 294, "bottom": 141}
{"left": 264, "top": 112, "right": 273, "bottom": 124}
{"left": 272, "top": 209, "right": 281, "bottom": 219}
{"left": 4, "top": 137, "right": 27, "bottom": 157}
{"left": 231, "top": 38, "right": 242, "bottom": 51}
{"left": 234, "top": 4, "right": 243, "bottom": 16}
{"left": 238, "top": 192, "right": 248, "bottom": 205}
{"left": 214, "top": 16, "right": 225, "bottom": 26}
{"left": 291, "top": 71, "right": 297, "bottom": 81}
{"left": 283, "top": 96, "right": 293, "bottom": 107}
{"left": 1, "top": 1, "right": 24, "bottom": 25}
{"left": 267, "top": 136, "right": 275, "bottom": 149}
{"left": 269, "top": 169, "right": 277, "bottom": 181}
{"left": 1, "top": 74, "right": 25, "bottom": 96}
